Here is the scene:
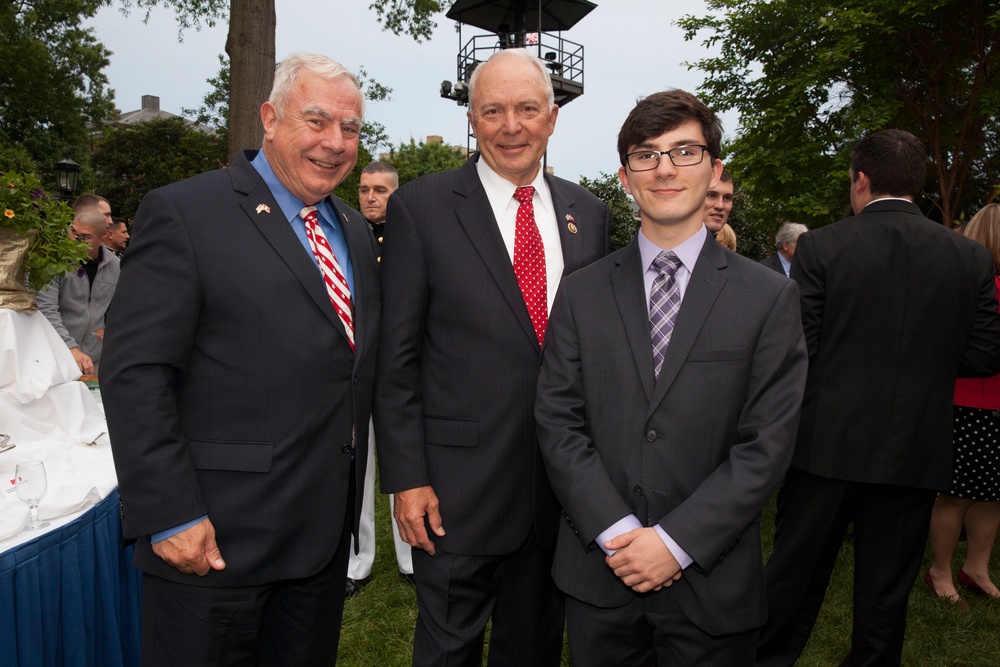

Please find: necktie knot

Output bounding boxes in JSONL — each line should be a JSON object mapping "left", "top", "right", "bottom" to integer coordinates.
{"left": 300, "top": 205, "right": 318, "bottom": 223}
{"left": 652, "top": 251, "right": 681, "bottom": 277}
{"left": 513, "top": 186, "right": 535, "bottom": 206}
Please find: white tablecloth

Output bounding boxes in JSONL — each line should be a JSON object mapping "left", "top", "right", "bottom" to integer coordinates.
{"left": 0, "top": 308, "right": 117, "bottom": 548}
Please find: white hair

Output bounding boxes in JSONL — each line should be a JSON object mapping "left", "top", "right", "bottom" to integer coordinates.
{"left": 269, "top": 53, "right": 364, "bottom": 117}
{"left": 776, "top": 222, "right": 809, "bottom": 247}
{"left": 467, "top": 48, "right": 554, "bottom": 111}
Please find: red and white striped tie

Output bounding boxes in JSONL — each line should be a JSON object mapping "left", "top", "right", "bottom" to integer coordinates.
{"left": 300, "top": 206, "right": 354, "bottom": 351}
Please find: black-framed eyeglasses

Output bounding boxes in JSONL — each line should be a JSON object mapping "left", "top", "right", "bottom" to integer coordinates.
{"left": 625, "top": 145, "right": 710, "bottom": 171}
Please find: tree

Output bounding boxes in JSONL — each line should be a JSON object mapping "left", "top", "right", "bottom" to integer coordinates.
{"left": 369, "top": 0, "right": 446, "bottom": 42}
{"left": 579, "top": 172, "right": 638, "bottom": 251}
{"left": 679, "top": 0, "right": 1000, "bottom": 228}
{"left": 1, "top": 0, "right": 116, "bottom": 175}
{"left": 386, "top": 138, "right": 468, "bottom": 185}
{"left": 91, "top": 117, "right": 226, "bottom": 218}
{"left": 119, "top": 0, "right": 270, "bottom": 161}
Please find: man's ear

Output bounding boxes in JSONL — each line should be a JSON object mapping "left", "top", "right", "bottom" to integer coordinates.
{"left": 618, "top": 165, "right": 632, "bottom": 195}
{"left": 260, "top": 102, "right": 278, "bottom": 141}
{"left": 708, "top": 158, "right": 724, "bottom": 189}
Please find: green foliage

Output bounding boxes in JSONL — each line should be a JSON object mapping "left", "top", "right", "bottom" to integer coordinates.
{"left": 182, "top": 53, "right": 230, "bottom": 136}
{"left": 679, "top": 0, "right": 1000, "bottom": 228}
{"left": 0, "top": 171, "right": 90, "bottom": 290}
{"left": 368, "top": 0, "right": 445, "bottom": 43}
{"left": 334, "top": 143, "right": 374, "bottom": 209}
{"left": 0, "top": 0, "right": 116, "bottom": 173}
{"left": 579, "top": 172, "right": 638, "bottom": 251}
{"left": 117, "top": 0, "right": 227, "bottom": 35}
{"left": 386, "top": 139, "right": 468, "bottom": 186}
{"left": 91, "top": 117, "right": 226, "bottom": 219}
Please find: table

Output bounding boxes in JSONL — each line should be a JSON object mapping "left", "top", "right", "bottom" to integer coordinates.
{"left": 0, "top": 490, "right": 142, "bottom": 667}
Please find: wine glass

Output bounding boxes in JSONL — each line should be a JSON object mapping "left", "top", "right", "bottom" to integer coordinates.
{"left": 15, "top": 460, "right": 50, "bottom": 530}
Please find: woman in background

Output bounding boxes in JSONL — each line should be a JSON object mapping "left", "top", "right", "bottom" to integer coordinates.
{"left": 926, "top": 203, "right": 1000, "bottom": 602}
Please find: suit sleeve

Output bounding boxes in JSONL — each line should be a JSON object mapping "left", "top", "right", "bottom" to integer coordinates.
{"left": 101, "top": 188, "right": 208, "bottom": 539}
{"left": 790, "top": 231, "right": 823, "bottom": 358}
{"left": 958, "top": 248, "right": 1000, "bottom": 378}
{"left": 374, "top": 193, "right": 432, "bottom": 493}
{"left": 36, "top": 276, "right": 76, "bottom": 349}
{"left": 660, "top": 280, "right": 808, "bottom": 571}
{"left": 536, "top": 283, "right": 635, "bottom": 546}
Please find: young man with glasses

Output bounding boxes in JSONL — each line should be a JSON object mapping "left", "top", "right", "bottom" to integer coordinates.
{"left": 535, "top": 89, "right": 808, "bottom": 666}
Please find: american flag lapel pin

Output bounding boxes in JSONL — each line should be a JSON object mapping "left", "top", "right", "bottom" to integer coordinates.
{"left": 566, "top": 214, "right": 578, "bottom": 234}
{"left": 256, "top": 203, "right": 271, "bottom": 215}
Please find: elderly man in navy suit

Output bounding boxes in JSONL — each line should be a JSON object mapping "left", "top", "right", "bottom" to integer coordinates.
{"left": 102, "top": 53, "right": 380, "bottom": 666}
{"left": 535, "top": 89, "right": 808, "bottom": 666}
{"left": 375, "top": 48, "right": 610, "bottom": 666}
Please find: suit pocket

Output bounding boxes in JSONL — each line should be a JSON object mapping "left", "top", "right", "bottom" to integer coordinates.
{"left": 687, "top": 347, "right": 745, "bottom": 362}
{"left": 189, "top": 440, "right": 274, "bottom": 472}
{"left": 424, "top": 417, "right": 479, "bottom": 447}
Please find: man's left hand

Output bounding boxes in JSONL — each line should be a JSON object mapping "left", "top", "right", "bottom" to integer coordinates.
{"left": 604, "top": 527, "right": 682, "bottom": 593}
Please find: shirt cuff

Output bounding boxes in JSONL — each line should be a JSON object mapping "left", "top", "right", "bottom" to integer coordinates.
{"left": 152, "top": 515, "right": 208, "bottom": 543}
{"left": 596, "top": 514, "right": 644, "bottom": 556}
{"left": 654, "top": 525, "right": 693, "bottom": 569}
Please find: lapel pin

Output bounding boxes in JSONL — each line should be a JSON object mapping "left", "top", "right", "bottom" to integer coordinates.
{"left": 566, "top": 214, "right": 578, "bottom": 234}
{"left": 342, "top": 212, "right": 349, "bottom": 224}
{"left": 256, "top": 204, "right": 271, "bottom": 215}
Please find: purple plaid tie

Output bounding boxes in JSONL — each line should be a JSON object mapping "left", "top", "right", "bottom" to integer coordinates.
{"left": 649, "top": 251, "right": 682, "bottom": 379}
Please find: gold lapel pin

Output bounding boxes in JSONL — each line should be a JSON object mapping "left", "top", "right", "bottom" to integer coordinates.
{"left": 566, "top": 214, "right": 578, "bottom": 234}
{"left": 256, "top": 204, "right": 271, "bottom": 214}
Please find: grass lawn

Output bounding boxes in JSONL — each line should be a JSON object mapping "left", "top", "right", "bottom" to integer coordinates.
{"left": 338, "top": 489, "right": 1000, "bottom": 666}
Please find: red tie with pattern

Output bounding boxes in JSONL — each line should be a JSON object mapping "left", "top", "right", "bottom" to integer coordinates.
{"left": 512, "top": 186, "right": 547, "bottom": 345}
{"left": 300, "top": 206, "right": 354, "bottom": 351}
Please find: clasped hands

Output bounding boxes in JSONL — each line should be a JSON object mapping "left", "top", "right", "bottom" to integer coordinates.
{"left": 152, "top": 517, "right": 227, "bottom": 576}
{"left": 604, "top": 527, "right": 683, "bottom": 593}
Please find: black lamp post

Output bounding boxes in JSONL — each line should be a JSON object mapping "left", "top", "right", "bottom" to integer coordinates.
{"left": 54, "top": 157, "right": 81, "bottom": 201}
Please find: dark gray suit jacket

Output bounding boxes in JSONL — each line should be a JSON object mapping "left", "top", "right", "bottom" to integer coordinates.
{"left": 375, "top": 156, "right": 611, "bottom": 555}
{"left": 102, "top": 151, "right": 380, "bottom": 586}
{"left": 791, "top": 198, "right": 1000, "bottom": 489}
{"left": 536, "top": 236, "right": 807, "bottom": 635}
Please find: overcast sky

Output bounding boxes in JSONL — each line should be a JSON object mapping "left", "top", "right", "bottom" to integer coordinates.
{"left": 88, "top": 1, "right": 735, "bottom": 183}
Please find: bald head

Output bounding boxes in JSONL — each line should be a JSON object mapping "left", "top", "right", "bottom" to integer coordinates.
{"left": 70, "top": 209, "right": 109, "bottom": 259}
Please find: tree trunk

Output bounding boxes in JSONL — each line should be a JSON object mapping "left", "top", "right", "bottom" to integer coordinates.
{"left": 225, "top": 0, "right": 276, "bottom": 163}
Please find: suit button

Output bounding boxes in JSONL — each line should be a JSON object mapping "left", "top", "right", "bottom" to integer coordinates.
{"left": 645, "top": 430, "right": 657, "bottom": 442}
{"left": 353, "top": 376, "right": 359, "bottom": 385}
{"left": 341, "top": 444, "right": 351, "bottom": 453}
{"left": 633, "top": 485, "right": 643, "bottom": 496}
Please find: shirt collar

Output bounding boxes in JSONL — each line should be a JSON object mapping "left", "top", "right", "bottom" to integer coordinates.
{"left": 638, "top": 225, "right": 708, "bottom": 276}
{"left": 475, "top": 155, "right": 552, "bottom": 214}
{"left": 251, "top": 149, "right": 336, "bottom": 224}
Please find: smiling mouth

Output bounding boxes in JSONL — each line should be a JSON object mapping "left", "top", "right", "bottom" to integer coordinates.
{"left": 309, "top": 158, "right": 337, "bottom": 169}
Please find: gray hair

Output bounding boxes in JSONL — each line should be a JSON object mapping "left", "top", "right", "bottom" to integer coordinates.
{"left": 361, "top": 161, "right": 398, "bottom": 177}
{"left": 269, "top": 53, "right": 363, "bottom": 117}
{"left": 776, "top": 222, "right": 808, "bottom": 247}
{"left": 467, "top": 48, "right": 554, "bottom": 111}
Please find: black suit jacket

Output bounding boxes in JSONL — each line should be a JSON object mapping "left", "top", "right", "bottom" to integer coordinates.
{"left": 760, "top": 253, "right": 786, "bottom": 275}
{"left": 374, "top": 156, "right": 611, "bottom": 555}
{"left": 535, "top": 236, "right": 807, "bottom": 635}
{"left": 791, "top": 199, "right": 1000, "bottom": 489}
{"left": 102, "top": 151, "right": 380, "bottom": 586}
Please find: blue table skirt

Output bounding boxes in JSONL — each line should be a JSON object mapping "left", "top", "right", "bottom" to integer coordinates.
{"left": 0, "top": 489, "right": 142, "bottom": 667}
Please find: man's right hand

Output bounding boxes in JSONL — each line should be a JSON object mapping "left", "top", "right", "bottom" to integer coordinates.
{"left": 151, "top": 517, "right": 227, "bottom": 575}
{"left": 393, "top": 485, "right": 445, "bottom": 555}
{"left": 70, "top": 347, "right": 95, "bottom": 374}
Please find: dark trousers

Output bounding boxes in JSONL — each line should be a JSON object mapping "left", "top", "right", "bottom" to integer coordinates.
{"left": 755, "top": 469, "right": 936, "bottom": 667}
{"left": 566, "top": 588, "right": 758, "bottom": 667}
{"left": 140, "top": 469, "right": 356, "bottom": 667}
{"left": 411, "top": 532, "right": 564, "bottom": 667}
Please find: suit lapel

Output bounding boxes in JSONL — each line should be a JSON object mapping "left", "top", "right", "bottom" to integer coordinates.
{"left": 453, "top": 158, "right": 540, "bottom": 350}
{"left": 548, "top": 176, "right": 583, "bottom": 274}
{"left": 333, "top": 198, "right": 374, "bottom": 361}
{"left": 611, "top": 241, "right": 656, "bottom": 402}
{"left": 231, "top": 152, "right": 353, "bottom": 339}
{"left": 648, "top": 236, "right": 727, "bottom": 414}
